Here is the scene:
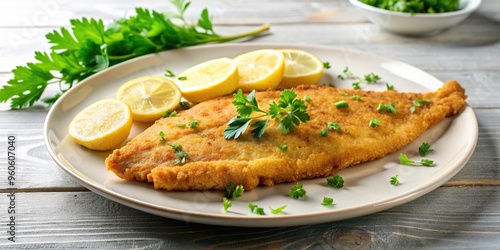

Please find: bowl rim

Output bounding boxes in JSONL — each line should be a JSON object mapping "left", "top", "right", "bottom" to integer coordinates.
{"left": 349, "top": 0, "right": 481, "bottom": 17}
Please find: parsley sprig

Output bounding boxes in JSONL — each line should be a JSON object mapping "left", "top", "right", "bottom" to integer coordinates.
{"left": 1, "top": 0, "right": 270, "bottom": 109}
{"left": 399, "top": 153, "right": 434, "bottom": 166}
{"left": 289, "top": 183, "right": 307, "bottom": 199}
{"left": 224, "top": 89, "right": 310, "bottom": 139}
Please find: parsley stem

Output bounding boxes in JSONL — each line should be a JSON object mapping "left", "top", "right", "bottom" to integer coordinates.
{"left": 108, "top": 53, "right": 137, "bottom": 61}
{"left": 201, "top": 23, "right": 270, "bottom": 44}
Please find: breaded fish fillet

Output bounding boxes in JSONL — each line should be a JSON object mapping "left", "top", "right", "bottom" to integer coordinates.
{"left": 106, "top": 80, "right": 466, "bottom": 191}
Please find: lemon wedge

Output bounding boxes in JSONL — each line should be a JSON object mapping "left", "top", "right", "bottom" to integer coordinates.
{"left": 68, "top": 98, "right": 132, "bottom": 151}
{"left": 279, "top": 49, "right": 324, "bottom": 87}
{"left": 175, "top": 57, "right": 239, "bottom": 103}
{"left": 116, "top": 76, "right": 182, "bottom": 122}
{"left": 234, "top": 49, "right": 285, "bottom": 92}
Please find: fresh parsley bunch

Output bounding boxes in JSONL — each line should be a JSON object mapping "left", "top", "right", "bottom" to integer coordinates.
{"left": 1, "top": 0, "right": 269, "bottom": 109}
{"left": 224, "top": 89, "right": 310, "bottom": 139}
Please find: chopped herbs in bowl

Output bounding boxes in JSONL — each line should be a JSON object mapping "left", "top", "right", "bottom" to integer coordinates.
{"left": 349, "top": 0, "right": 481, "bottom": 35}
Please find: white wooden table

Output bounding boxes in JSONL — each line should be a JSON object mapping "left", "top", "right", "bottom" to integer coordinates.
{"left": 1, "top": 0, "right": 500, "bottom": 248}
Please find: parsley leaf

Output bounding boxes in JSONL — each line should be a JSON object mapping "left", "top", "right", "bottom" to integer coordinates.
{"left": 289, "top": 183, "right": 307, "bottom": 199}
{"left": 270, "top": 205, "right": 287, "bottom": 214}
{"left": 188, "top": 119, "right": 200, "bottom": 129}
{"left": 225, "top": 182, "right": 244, "bottom": 199}
{"left": 168, "top": 143, "right": 188, "bottom": 165}
{"left": 327, "top": 175, "right": 344, "bottom": 188}
{"left": 323, "top": 62, "right": 331, "bottom": 69}
{"left": 225, "top": 89, "right": 310, "bottom": 139}
{"left": 223, "top": 197, "right": 232, "bottom": 212}
{"left": 278, "top": 144, "right": 288, "bottom": 152}
{"left": 386, "top": 83, "right": 395, "bottom": 90}
{"left": 390, "top": 175, "right": 399, "bottom": 186}
{"left": 321, "top": 197, "right": 335, "bottom": 206}
{"left": 364, "top": 73, "right": 382, "bottom": 83}
{"left": 399, "top": 153, "right": 435, "bottom": 167}
{"left": 179, "top": 101, "right": 191, "bottom": 110}
{"left": 249, "top": 202, "right": 266, "bottom": 215}
{"left": 419, "top": 142, "right": 434, "bottom": 157}
{"left": 334, "top": 100, "right": 348, "bottom": 109}
{"left": 1, "top": 0, "right": 270, "bottom": 109}
{"left": 164, "top": 69, "right": 175, "bottom": 77}
{"left": 376, "top": 103, "right": 397, "bottom": 114}
{"left": 369, "top": 119, "right": 381, "bottom": 128}
{"left": 159, "top": 131, "right": 166, "bottom": 142}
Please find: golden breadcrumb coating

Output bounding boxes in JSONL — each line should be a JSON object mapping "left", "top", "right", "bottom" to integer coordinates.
{"left": 105, "top": 80, "right": 466, "bottom": 191}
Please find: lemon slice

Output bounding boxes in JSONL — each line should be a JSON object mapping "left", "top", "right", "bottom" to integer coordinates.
{"left": 175, "top": 58, "right": 239, "bottom": 103}
{"left": 116, "top": 76, "right": 182, "bottom": 122}
{"left": 234, "top": 49, "right": 285, "bottom": 92}
{"left": 279, "top": 49, "right": 324, "bottom": 87}
{"left": 68, "top": 98, "right": 132, "bottom": 151}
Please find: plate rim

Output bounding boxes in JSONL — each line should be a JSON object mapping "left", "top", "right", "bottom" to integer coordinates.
{"left": 43, "top": 43, "right": 478, "bottom": 227}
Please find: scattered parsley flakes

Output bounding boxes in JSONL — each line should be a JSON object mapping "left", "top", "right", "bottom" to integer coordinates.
{"left": 224, "top": 89, "right": 310, "bottom": 139}
{"left": 278, "top": 144, "right": 288, "bottom": 152}
{"left": 399, "top": 153, "right": 434, "bottom": 166}
{"left": 225, "top": 182, "right": 244, "bottom": 199}
{"left": 351, "top": 95, "right": 361, "bottom": 101}
{"left": 164, "top": 69, "right": 175, "bottom": 77}
{"left": 326, "top": 175, "right": 344, "bottom": 189}
{"left": 390, "top": 175, "right": 399, "bottom": 186}
{"left": 419, "top": 142, "right": 434, "bottom": 157}
{"left": 320, "top": 129, "right": 328, "bottom": 137}
{"left": 369, "top": 119, "right": 381, "bottom": 128}
{"left": 248, "top": 202, "right": 266, "bottom": 215}
{"left": 223, "top": 197, "right": 232, "bottom": 212}
{"left": 413, "top": 99, "right": 432, "bottom": 107}
{"left": 162, "top": 109, "right": 177, "bottom": 118}
{"left": 334, "top": 100, "right": 348, "bottom": 109}
{"left": 159, "top": 131, "right": 166, "bottom": 142}
{"left": 168, "top": 143, "right": 188, "bottom": 165}
{"left": 386, "top": 83, "right": 395, "bottom": 90}
{"left": 176, "top": 124, "right": 186, "bottom": 128}
{"left": 177, "top": 76, "right": 187, "bottom": 81}
{"left": 179, "top": 101, "right": 191, "bottom": 110}
{"left": 376, "top": 103, "right": 397, "bottom": 114}
{"left": 188, "top": 119, "right": 200, "bottom": 129}
{"left": 323, "top": 62, "right": 331, "bottom": 69}
{"left": 303, "top": 96, "right": 312, "bottom": 103}
{"left": 352, "top": 81, "right": 361, "bottom": 89}
{"left": 270, "top": 205, "right": 287, "bottom": 214}
{"left": 363, "top": 73, "right": 382, "bottom": 83}
{"left": 410, "top": 106, "right": 416, "bottom": 113}
{"left": 289, "top": 183, "right": 307, "bottom": 199}
{"left": 327, "top": 122, "right": 341, "bottom": 131}
{"left": 321, "top": 197, "right": 335, "bottom": 206}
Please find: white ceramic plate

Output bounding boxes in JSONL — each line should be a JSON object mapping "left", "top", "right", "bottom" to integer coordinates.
{"left": 44, "top": 43, "right": 478, "bottom": 227}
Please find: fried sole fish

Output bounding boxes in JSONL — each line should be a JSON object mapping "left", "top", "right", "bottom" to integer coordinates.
{"left": 106, "top": 80, "right": 466, "bottom": 191}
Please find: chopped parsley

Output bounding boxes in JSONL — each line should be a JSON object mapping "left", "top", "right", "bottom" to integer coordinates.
{"left": 176, "top": 124, "right": 186, "bottom": 128}
{"left": 352, "top": 81, "right": 361, "bottom": 90}
{"left": 321, "top": 197, "right": 335, "bottom": 206}
{"left": 164, "top": 69, "right": 175, "bottom": 77}
{"left": 337, "top": 66, "right": 353, "bottom": 80}
{"left": 413, "top": 99, "right": 432, "bottom": 107}
{"left": 159, "top": 131, "right": 166, "bottom": 142}
{"left": 289, "top": 183, "right": 307, "bottom": 199}
{"left": 168, "top": 143, "right": 188, "bottom": 165}
{"left": 369, "top": 119, "right": 381, "bottom": 128}
{"left": 320, "top": 129, "right": 328, "bottom": 137}
{"left": 225, "top": 182, "right": 244, "bottom": 199}
{"left": 179, "top": 101, "right": 191, "bottom": 110}
{"left": 248, "top": 202, "right": 266, "bottom": 215}
{"left": 326, "top": 174, "right": 344, "bottom": 189}
{"left": 270, "top": 205, "right": 287, "bottom": 214}
{"left": 376, "top": 103, "right": 397, "bottom": 114}
{"left": 177, "top": 76, "right": 187, "bottom": 81}
{"left": 419, "top": 142, "right": 434, "bottom": 157}
{"left": 323, "top": 62, "right": 331, "bottom": 69}
{"left": 363, "top": 73, "right": 382, "bottom": 84}
{"left": 223, "top": 197, "right": 232, "bottom": 212}
{"left": 390, "top": 175, "right": 399, "bottom": 186}
{"left": 188, "top": 119, "right": 200, "bottom": 129}
{"left": 399, "top": 153, "right": 434, "bottom": 167}
{"left": 334, "top": 100, "right": 348, "bottom": 109}
{"left": 278, "top": 144, "right": 288, "bottom": 152}
{"left": 162, "top": 110, "right": 177, "bottom": 118}
{"left": 224, "top": 89, "right": 310, "bottom": 139}
{"left": 386, "top": 83, "right": 395, "bottom": 90}
{"left": 327, "top": 122, "right": 342, "bottom": 131}
{"left": 303, "top": 96, "right": 312, "bottom": 103}
{"left": 351, "top": 95, "right": 362, "bottom": 101}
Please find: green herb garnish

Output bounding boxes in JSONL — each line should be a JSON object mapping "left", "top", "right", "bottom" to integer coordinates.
{"left": 162, "top": 110, "right": 177, "bottom": 118}
{"left": 399, "top": 153, "right": 434, "bottom": 167}
{"left": 369, "top": 119, "right": 381, "bottom": 128}
{"left": 323, "top": 62, "right": 331, "bottom": 69}
{"left": 164, "top": 69, "right": 175, "bottom": 77}
{"left": 188, "top": 119, "right": 200, "bottom": 129}
{"left": 168, "top": 143, "right": 188, "bottom": 165}
{"left": 223, "top": 197, "right": 232, "bottom": 212}
{"left": 177, "top": 76, "right": 187, "bottom": 81}
{"left": 390, "top": 175, "right": 399, "bottom": 186}
{"left": 289, "top": 183, "right": 307, "bottom": 199}
{"left": 249, "top": 202, "right": 266, "bottom": 215}
{"left": 386, "top": 83, "right": 395, "bottom": 90}
{"left": 1, "top": 0, "right": 270, "bottom": 109}
{"left": 179, "top": 101, "right": 191, "bottom": 110}
{"left": 363, "top": 73, "right": 381, "bottom": 84}
{"left": 334, "top": 100, "right": 348, "bottom": 109}
{"left": 352, "top": 81, "right": 361, "bottom": 90}
{"left": 337, "top": 66, "right": 353, "bottom": 80}
{"left": 376, "top": 103, "right": 397, "bottom": 114}
{"left": 225, "top": 182, "right": 244, "bottom": 199}
{"left": 320, "top": 129, "right": 328, "bottom": 137}
{"left": 327, "top": 175, "right": 344, "bottom": 188}
{"left": 419, "top": 142, "right": 434, "bottom": 157}
{"left": 278, "top": 144, "right": 288, "bottom": 152}
{"left": 159, "top": 131, "right": 166, "bottom": 142}
{"left": 270, "top": 205, "right": 287, "bottom": 214}
{"left": 327, "top": 122, "right": 342, "bottom": 131}
{"left": 224, "top": 89, "right": 310, "bottom": 139}
{"left": 321, "top": 197, "right": 335, "bottom": 206}
{"left": 351, "top": 95, "right": 361, "bottom": 101}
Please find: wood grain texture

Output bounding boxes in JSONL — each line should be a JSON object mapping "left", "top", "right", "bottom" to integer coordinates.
{"left": 1, "top": 187, "right": 499, "bottom": 249}
{"left": 0, "top": 0, "right": 499, "bottom": 248}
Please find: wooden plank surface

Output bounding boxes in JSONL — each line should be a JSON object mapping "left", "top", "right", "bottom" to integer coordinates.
{"left": 0, "top": 0, "right": 499, "bottom": 248}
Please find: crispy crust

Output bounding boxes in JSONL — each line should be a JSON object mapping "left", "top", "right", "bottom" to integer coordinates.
{"left": 105, "top": 80, "right": 466, "bottom": 191}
